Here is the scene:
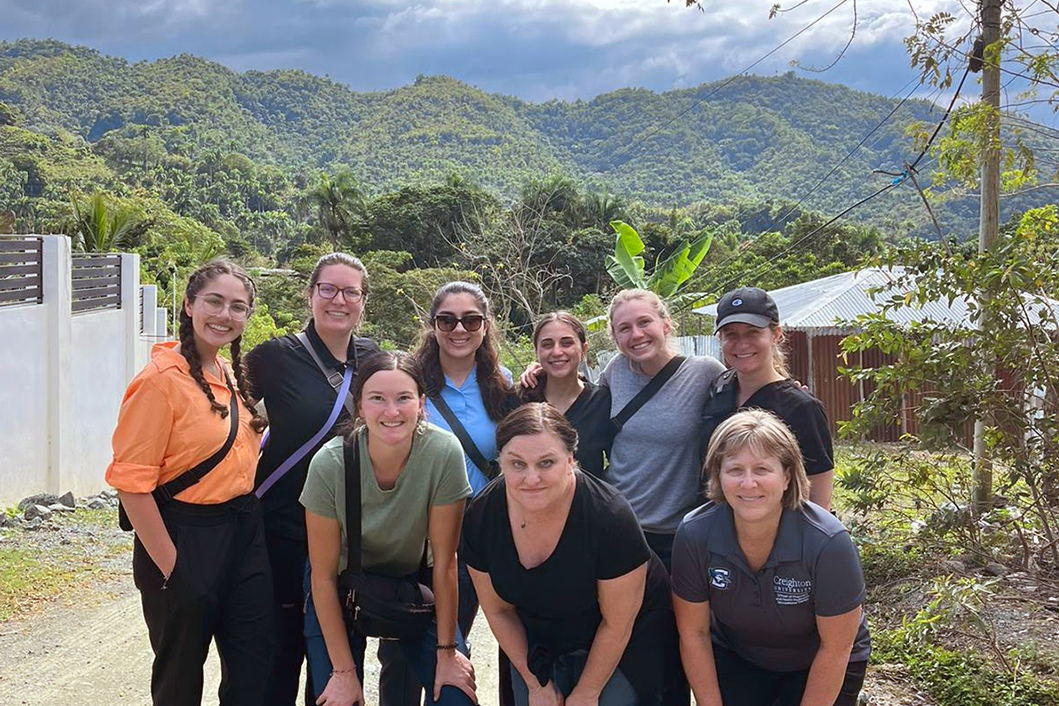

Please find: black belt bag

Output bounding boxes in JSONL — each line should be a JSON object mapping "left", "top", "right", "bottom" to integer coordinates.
{"left": 338, "top": 434, "right": 435, "bottom": 640}
{"left": 118, "top": 370, "right": 239, "bottom": 531}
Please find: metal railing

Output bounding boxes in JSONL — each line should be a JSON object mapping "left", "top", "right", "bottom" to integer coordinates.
{"left": 0, "top": 237, "right": 44, "bottom": 308}
{"left": 71, "top": 254, "right": 122, "bottom": 313}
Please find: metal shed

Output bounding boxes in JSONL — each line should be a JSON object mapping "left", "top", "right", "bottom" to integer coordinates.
{"left": 693, "top": 267, "right": 980, "bottom": 443}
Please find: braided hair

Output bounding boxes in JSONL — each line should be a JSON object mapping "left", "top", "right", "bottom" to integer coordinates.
{"left": 178, "top": 260, "right": 268, "bottom": 433}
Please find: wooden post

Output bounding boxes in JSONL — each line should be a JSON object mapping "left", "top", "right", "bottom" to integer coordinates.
{"left": 973, "top": 0, "right": 1002, "bottom": 511}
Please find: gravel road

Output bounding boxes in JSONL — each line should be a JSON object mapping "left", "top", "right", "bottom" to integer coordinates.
{"left": 0, "top": 573, "right": 499, "bottom": 706}
{"left": 0, "top": 507, "right": 920, "bottom": 706}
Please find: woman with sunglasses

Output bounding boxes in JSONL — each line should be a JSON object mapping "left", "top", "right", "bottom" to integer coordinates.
{"left": 412, "top": 282, "right": 518, "bottom": 634}
{"left": 246, "top": 253, "right": 381, "bottom": 705}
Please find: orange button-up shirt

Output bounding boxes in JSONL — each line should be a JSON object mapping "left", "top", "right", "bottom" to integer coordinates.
{"left": 106, "top": 341, "right": 261, "bottom": 504}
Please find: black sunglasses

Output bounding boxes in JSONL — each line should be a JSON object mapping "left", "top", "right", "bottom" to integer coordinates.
{"left": 433, "top": 313, "right": 485, "bottom": 332}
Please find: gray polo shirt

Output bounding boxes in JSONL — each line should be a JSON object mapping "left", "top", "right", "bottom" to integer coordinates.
{"left": 601, "top": 354, "right": 725, "bottom": 533}
{"left": 672, "top": 502, "right": 871, "bottom": 672}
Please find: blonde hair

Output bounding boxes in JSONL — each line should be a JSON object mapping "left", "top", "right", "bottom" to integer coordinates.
{"left": 607, "top": 289, "right": 678, "bottom": 352}
{"left": 703, "top": 409, "right": 810, "bottom": 509}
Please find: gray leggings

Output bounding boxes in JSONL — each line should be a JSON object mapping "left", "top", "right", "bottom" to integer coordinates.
{"left": 510, "top": 651, "right": 637, "bottom": 706}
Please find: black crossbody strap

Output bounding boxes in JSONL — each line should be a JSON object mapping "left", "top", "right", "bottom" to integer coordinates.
{"left": 153, "top": 369, "right": 240, "bottom": 503}
{"left": 296, "top": 331, "right": 357, "bottom": 419}
{"left": 343, "top": 435, "right": 363, "bottom": 574}
{"left": 342, "top": 433, "right": 429, "bottom": 577}
{"left": 610, "top": 355, "right": 687, "bottom": 433}
{"left": 429, "top": 394, "right": 496, "bottom": 479}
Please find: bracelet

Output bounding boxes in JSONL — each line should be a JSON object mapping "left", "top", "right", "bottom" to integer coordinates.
{"left": 436, "top": 643, "right": 458, "bottom": 651}
{"left": 330, "top": 667, "right": 355, "bottom": 677}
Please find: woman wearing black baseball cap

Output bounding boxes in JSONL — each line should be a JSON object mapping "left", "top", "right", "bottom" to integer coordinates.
{"left": 701, "top": 287, "right": 835, "bottom": 509}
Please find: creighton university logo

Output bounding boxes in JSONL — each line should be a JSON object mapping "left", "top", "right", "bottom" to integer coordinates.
{"left": 709, "top": 567, "right": 731, "bottom": 590}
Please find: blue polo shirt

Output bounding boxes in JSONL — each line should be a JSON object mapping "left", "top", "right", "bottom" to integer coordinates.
{"left": 424, "top": 367, "right": 511, "bottom": 495}
{"left": 672, "top": 502, "right": 871, "bottom": 672}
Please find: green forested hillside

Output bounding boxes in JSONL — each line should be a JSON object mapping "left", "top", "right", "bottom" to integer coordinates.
{"left": 1, "top": 37, "right": 1057, "bottom": 355}
{"left": 3, "top": 37, "right": 1054, "bottom": 236}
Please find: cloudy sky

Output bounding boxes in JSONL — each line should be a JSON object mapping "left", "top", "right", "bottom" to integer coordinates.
{"left": 0, "top": 0, "right": 1041, "bottom": 110}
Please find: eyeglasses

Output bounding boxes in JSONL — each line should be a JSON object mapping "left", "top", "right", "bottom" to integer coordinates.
{"left": 315, "top": 283, "right": 365, "bottom": 303}
{"left": 198, "top": 294, "right": 251, "bottom": 321}
{"left": 433, "top": 314, "right": 485, "bottom": 332}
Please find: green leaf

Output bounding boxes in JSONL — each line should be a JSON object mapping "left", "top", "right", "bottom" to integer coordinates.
{"left": 608, "top": 220, "right": 646, "bottom": 288}
{"left": 646, "top": 228, "right": 715, "bottom": 297}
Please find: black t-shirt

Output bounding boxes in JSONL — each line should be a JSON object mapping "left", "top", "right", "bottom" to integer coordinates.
{"left": 246, "top": 322, "right": 380, "bottom": 540}
{"left": 702, "top": 375, "right": 834, "bottom": 475}
{"left": 564, "top": 381, "right": 612, "bottom": 479}
{"left": 461, "top": 472, "right": 675, "bottom": 702}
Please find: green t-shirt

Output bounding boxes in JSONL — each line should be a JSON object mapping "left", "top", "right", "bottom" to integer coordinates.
{"left": 300, "top": 422, "right": 472, "bottom": 575}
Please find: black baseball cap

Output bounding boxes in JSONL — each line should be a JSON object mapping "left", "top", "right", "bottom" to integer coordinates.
{"left": 714, "top": 287, "right": 779, "bottom": 331}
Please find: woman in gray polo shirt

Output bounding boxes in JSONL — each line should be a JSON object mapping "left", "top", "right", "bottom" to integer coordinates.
{"left": 671, "top": 409, "right": 870, "bottom": 706}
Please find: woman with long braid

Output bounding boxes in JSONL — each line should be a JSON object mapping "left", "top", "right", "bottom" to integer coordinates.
{"left": 107, "top": 261, "right": 273, "bottom": 706}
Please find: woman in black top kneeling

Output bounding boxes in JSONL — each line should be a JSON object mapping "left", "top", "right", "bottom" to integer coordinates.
{"left": 462, "top": 403, "right": 677, "bottom": 706}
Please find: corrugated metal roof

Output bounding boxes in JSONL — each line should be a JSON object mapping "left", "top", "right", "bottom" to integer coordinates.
{"left": 693, "top": 266, "right": 1058, "bottom": 333}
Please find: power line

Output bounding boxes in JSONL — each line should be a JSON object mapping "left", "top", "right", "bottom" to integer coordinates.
{"left": 685, "top": 76, "right": 923, "bottom": 290}
{"left": 705, "top": 63, "right": 974, "bottom": 295}
{"left": 601, "top": 0, "right": 852, "bottom": 172}
{"left": 717, "top": 182, "right": 898, "bottom": 293}
{"left": 929, "top": 35, "right": 1059, "bottom": 89}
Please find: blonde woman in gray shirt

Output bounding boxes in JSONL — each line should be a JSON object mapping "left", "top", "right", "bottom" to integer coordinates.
{"left": 599, "top": 289, "right": 725, "bottom": 570}
{"left": 520, "top": 289, "right": 725, "bottom": 571}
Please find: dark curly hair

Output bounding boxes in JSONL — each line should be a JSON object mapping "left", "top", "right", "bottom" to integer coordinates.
{"left": 178, "top": 260, "right": 267, "bottom": 433}
{"left": 411, "top": 281, "right": 514, "bottom": 421}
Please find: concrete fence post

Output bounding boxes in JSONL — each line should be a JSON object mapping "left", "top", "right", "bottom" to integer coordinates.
{"left": 156, "top": 308, "right": 168, "bottom": 341}
{"left": 42, "top": 235, "right": 72, "bottom": 495}
{"left": 141, "top": 285, "right": 158, "bottom": 337}
{"left": 121, "top": 254, "right": 141, "bottom": 383}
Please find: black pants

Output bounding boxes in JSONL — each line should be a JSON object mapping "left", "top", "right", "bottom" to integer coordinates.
{"left": 264, "top": 532, "right": 314, "bottom": 706}
{"left": 643, "top": 531, "right": 676, "bottom": 573}
{"left": 377, "top": 558, "right": 481, "bottom": 706}
{"left": 713, "top": 645, "right": 867, "bottom": 706}
{"left": 135, "top": 494, "right": 275, "bottom": 706}
{"left": 641, "top": 532, "right": 690, "bottom": 706}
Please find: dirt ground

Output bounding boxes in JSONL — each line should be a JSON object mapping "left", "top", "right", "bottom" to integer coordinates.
{"left": 0, "top": 508, "right": 931, "bottom": 706}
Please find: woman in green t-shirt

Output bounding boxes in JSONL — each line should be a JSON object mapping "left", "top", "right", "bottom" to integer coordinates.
{"left": 300, "top": 351, "right": 477, "bottom": 706}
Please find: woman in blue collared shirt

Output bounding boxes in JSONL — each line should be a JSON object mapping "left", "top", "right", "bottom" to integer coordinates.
{"left": 412, "top": 281, "right": 517, "bottom": 632}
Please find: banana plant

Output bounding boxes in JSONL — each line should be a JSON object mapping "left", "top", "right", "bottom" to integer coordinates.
{"left": 604, "top": 219, "right": 715, "bottom": 297}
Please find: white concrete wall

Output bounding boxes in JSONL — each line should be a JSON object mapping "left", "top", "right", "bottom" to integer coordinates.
{"left": 0, "top": 304, "right": 50, "bottom": 503}
{"left": 69, "top": 308, "right": 128, "bottom": 496}
{"left": 0, "top": 236, "right": 168, "bottom": 507}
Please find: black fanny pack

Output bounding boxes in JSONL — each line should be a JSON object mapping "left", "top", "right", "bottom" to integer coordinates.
{"left": 338, "top": 434, "right": 435, "bottom": 639}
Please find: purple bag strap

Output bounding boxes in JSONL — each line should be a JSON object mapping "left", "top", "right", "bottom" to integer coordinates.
{"left": 255, "top": 365, "right": 354, "bottom": 497}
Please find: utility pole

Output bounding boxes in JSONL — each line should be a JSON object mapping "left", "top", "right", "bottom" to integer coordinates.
{"left": 973, "top": 0, "right": 1002, "bottom": 511}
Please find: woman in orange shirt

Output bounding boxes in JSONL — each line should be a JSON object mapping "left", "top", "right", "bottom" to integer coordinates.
{"left": 106, "top": 260, "right": 272, "bottom": 706}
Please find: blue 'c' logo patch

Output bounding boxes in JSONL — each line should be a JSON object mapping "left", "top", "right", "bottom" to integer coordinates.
{"left": 709, "top": 567, "right": 731, "bottom": 590}
{"left": 732, "top": 298, "right": 743, "bottom": 307}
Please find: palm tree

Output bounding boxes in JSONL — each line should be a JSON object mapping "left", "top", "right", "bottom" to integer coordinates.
{"left": 303, "top": 169, "right": 366, "bottom": 249}
{"left": 583, "top": 190, "right": 627, "bottom": 230}
{"left": 68, "top": 192, "right": 145, "bottom": 252}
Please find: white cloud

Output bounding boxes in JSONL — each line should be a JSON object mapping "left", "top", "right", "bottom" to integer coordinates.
{"left": 0, "top": 0, "right": 1000, "bottom": 103}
